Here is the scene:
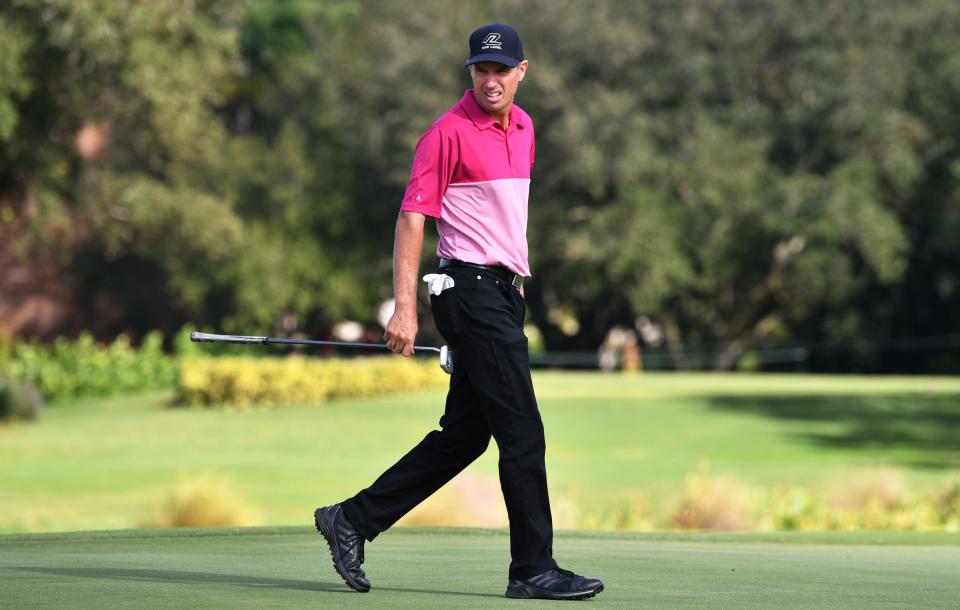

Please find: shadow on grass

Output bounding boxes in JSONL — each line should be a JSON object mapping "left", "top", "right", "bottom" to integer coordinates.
{"left": 13, "top": 566, "right": 503, "bottom": 599}
{"left": 707, "top": 392, "right": 960, "bottom": 469}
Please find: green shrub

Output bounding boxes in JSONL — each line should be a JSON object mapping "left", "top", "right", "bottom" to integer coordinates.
{"left": 171, "top": 325, "right": 202, "bottom": 358}
{"left": 175, "top": 355, "right": 447, "bottom": 407}
{"left": 0, "top": 377, "right": 43, "bottom": 421}
{"left": 932, "top": 480, "right": 960, "bottom": 531}
{"left": 669, "top": 470, "right": 758, "bottom": 531}
{"left": 9, "top": 331, "right": 177, "bottom": 403}
{"left": 140, "top": 474, "right": 262, "bottom": 528}
{"left": 0, "top": 331, "right": 11, "bottom": 372}
{"left": 764, "top": 486, "right": 825, "bottom": 531}
{"left": 655, "top": 468, "right": 960, "bottom": 532}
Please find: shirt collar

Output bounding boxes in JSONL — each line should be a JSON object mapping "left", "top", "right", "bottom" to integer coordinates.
{"left": 460, "top": 89, "right": 525, "bottom": 131}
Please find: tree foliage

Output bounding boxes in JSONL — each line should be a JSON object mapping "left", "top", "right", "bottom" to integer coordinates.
{"left": 2, "top": 0, "right": 959, "bottom": 371}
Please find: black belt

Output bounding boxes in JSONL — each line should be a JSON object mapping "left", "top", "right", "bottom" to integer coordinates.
{"left": 439, "top": 258, "right": 524, "bottom": 289}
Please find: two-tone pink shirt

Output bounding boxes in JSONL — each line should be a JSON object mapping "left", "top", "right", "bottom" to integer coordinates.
{"left": 399, "top": 89, "right": 535, "bottom": 277}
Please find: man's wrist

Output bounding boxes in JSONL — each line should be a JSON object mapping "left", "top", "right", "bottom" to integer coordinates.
{"left": 393, "top": 300, "right": 417, "bottom": 314}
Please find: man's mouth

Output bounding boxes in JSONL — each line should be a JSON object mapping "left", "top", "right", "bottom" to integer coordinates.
{"left": 484, "top": 90, "right": 503, "bottom": 102}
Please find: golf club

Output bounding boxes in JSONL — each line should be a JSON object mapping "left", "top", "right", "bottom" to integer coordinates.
{"left": 190, "top": 331, "right": 454, "bottom": 374}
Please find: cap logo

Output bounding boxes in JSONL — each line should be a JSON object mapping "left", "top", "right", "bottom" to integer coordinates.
{"left": 481, "top": 32, "right": 502, "bottom": 50}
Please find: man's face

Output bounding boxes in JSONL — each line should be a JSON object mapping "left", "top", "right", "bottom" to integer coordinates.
{"left": 469, "top": 60, "right": 528, "bottom": 118}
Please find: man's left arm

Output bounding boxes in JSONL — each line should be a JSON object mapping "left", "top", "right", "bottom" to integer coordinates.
{"left": 384, "top": 211, "right": 427, "bottom": 356}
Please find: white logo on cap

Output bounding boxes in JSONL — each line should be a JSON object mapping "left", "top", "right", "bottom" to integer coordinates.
{"left": 481, "top": 32, "right": 502, "bottom": 50}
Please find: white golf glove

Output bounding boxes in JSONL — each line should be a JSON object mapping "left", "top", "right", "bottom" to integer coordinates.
{"left": 423, "top": 273, "right": 455, "bottom": 296}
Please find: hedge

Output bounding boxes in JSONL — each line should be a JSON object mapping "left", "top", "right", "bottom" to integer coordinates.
{"left": 175, "top": 355, "right": 448, "bottom": 407}
{"left": 9, "top": 331, "right": 177, "bottom": 403}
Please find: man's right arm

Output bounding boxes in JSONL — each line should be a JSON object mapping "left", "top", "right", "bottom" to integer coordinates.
{"left": 383, "top": 211, "right": 426, "bottom": 357}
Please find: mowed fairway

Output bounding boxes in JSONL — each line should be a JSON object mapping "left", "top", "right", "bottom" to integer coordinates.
{"left": 2, "top": 372, "right": 960, "bottom": 532}
{"left": 2, "top": 527, "right": 959, "bottom": 609}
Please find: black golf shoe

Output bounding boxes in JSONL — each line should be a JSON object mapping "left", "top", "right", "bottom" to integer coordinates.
{"left": 505, "top": 568, "right": 604, "bottom": 600}
{"left": 314, "top": 504, "right": 371, "bottom": 592}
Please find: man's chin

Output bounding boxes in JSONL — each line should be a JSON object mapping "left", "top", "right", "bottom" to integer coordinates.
{"left": 481, "top": 99, "right": 507, "bottom": 114}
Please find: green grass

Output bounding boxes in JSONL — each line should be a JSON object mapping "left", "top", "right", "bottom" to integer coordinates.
{"left": 2, "top": 372, "right": 960, "bottom": 532}
{"left": 2, "top": 527, "right": 958, "bottom": 608}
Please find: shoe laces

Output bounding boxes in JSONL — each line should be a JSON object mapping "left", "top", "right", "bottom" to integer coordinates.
{"left": 344, "top": 529, "right": 365, "bottom": 564}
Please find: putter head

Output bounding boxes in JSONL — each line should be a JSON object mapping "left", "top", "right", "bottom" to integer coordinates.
{"left": 439, "top": 345, "right": 453, "bottom": 374}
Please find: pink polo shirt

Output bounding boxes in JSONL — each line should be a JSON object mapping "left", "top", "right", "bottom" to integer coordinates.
{"left": 399, "top": 89, "right": 535, "bottom": 277}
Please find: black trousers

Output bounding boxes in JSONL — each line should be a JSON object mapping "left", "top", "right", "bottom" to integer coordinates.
{"left": 341, "top": 264, "right": 558, "bottom": 580}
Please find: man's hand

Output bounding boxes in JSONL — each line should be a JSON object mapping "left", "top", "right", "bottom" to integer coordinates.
{"left": 384, "top": 307, "right": 418, "bottom": 356}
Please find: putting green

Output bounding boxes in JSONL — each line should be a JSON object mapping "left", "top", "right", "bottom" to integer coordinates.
{"left": 2, "top": 527, "right": 957, "bottom": 608}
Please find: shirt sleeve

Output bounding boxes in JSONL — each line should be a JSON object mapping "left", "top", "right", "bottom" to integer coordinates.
{"left": 530, "top": 136, "right": 536, "bottom": 171}
{"left": 399, "top": 127, "right": 456, "bottom": 218}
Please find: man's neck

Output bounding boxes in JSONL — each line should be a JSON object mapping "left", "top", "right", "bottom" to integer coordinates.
{"left": 491, "top": 109, "right": 510, "bottom": 130}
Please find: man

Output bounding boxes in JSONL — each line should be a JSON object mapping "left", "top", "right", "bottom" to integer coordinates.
{"left": 315, "top": 23, "right": 604, "bottom": 601}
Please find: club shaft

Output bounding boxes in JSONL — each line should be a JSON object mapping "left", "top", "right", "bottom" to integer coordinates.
{"left": 269, "top": 337, "right": 440, "bottom": 353}
{"left": 190, "top": 332, "right": 441, "bottom": 353}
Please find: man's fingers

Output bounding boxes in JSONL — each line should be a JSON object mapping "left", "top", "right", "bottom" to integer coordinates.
{"left": 384, "top": 334, "right": 399, "bottom": 354}
{"left": 393, "top": 335, "right": 413, "bottom": 357}
{"left": 384, "top": 318, "right": 417, "bottom": 356}
{"left": 386, "top": 335, "right": 411, "bottom": 356}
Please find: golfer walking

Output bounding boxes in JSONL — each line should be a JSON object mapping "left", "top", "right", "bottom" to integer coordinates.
{"left": 316, "top": 23, "right": 603, "bottom": 601}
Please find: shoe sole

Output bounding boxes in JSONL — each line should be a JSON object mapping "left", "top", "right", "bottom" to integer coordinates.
{"left": 505, "top": 583, "right": 604, "bottom": 600}
{"left": 314, "top": 508, "right": 370, "bottom": 593}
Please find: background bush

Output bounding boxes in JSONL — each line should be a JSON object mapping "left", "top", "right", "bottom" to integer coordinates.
{"left": 176, "top": 355, "right": 447, "bottom": 407}
{"left": 6, "top": 327, "right": 446, "bottom": 406}
{"left": 0, "top": 331, "right": 11, "bottom": 371}
{"left": 662, "top": 470, "right": 960, "bottom": 533}
{"left": 9, "top": 331, "right": 176, "bottom": 403}
{"left": 0, "top": 377, "right": 43, "bottom": 421}
{"left": 139, "top": 474, "right": 262, "bottom": 529}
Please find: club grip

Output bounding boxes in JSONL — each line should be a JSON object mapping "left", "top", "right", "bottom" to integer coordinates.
{"left": 190, "top": 332, "right": 268, "bottom": 344}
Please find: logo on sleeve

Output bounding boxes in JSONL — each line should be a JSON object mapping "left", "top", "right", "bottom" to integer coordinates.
{"left": 481, "top": 33, "right": 502, "bottom": 50}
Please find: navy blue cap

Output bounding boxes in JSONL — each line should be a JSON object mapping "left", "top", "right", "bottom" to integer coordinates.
{"left": 465, "top": 23, "right": 524, "bottom": 68}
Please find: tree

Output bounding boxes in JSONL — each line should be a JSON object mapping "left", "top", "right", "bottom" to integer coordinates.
{"left": 3, "top": 0, "right": 958, "bottom": 373}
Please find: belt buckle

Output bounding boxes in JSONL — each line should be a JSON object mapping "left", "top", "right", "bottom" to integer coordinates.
{"left": 511, "top": 274, "right": 523, "bottom": 289}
